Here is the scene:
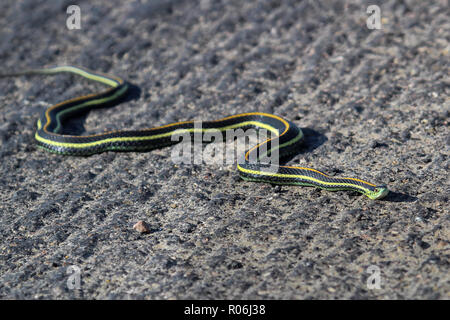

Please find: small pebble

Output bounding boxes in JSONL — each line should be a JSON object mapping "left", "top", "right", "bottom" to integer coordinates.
{"left": 133, "top": 221, "right": 151, "bottom": 233}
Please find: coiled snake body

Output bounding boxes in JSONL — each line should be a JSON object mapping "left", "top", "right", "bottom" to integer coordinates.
{"left": 0, "top": 66, "right": 389, "bottom": 200}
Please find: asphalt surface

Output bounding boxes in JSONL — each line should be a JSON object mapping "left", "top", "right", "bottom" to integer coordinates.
{"left": 0, "top": 0, "right": 448, "bottom": 299}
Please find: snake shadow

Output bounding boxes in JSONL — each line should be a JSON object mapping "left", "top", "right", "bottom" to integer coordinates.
{"left": 380, "top": 191, "right": 417, "bottom": 203}
{"left": 61, "top": 82, "right": 141, "bottom": 135}
{"left": 279, "top": 127, "right": 327, "bottom": 164}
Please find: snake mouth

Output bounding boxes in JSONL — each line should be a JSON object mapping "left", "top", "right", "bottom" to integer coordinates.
{"left": 366, "top": 185, "right": 389, "bottom": 200}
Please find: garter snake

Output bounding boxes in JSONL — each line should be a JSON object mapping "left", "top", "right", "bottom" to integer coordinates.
{"left": 0, "top": 66, "right": 389, "bottom": 200}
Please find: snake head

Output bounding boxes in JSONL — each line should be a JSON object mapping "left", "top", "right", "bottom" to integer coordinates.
{"left": 365, "top": 185, "right": 389, "bottom": 200}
